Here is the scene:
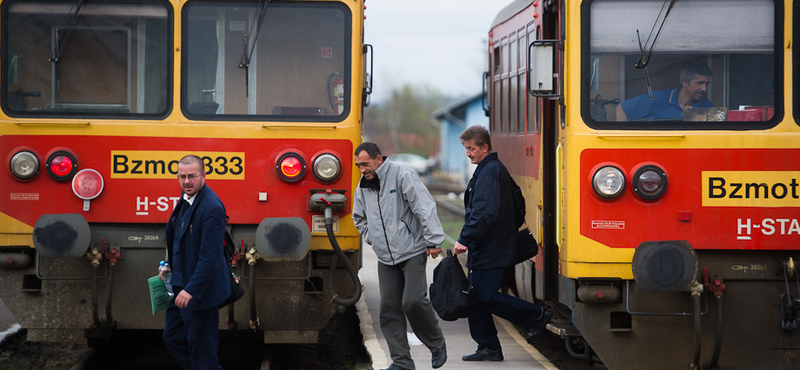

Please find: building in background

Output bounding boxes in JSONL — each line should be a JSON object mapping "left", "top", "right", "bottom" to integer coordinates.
{"left": 433, "top": 94, "right": 488, "bottom": 186}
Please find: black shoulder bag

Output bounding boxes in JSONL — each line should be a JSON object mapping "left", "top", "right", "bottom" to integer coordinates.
{"left": 219, "top": 219, "right": 245, "bottom": 308}
{"left": 510, "top": 177, "right": 538, "bottom": 264}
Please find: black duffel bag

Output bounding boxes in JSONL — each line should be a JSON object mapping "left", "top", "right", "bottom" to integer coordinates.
{"left": 430, "top": 250, "right": 475, "bottom": 321}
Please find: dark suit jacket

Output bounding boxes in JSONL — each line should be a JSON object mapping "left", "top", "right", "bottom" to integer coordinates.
{"left": 457, "top": 153, "right": 516, "bottom": 270}
{"left": 165, "top": 185, "right": 230, "bottom": 311}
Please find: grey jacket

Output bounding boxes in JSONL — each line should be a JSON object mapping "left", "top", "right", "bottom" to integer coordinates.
{"left": 352, "top": 158, "right": 445, "bottom": 266}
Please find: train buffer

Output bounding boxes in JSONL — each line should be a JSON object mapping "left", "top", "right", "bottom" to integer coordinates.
{"left": 356, "top": 239, "right": 559, "bottom": 370}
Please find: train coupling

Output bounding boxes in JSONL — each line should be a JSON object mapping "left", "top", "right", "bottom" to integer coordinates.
{"left": 780, "top": 258, "right": 800, "bottom": 332}
{"left": 246, "top": 248, "right": 261, "bottom": 266}
{"left": 85, "top": 247, "right": 102, "bottom": 267}
{"left": 308, "top": 189, "right": 347, "bottom": 213}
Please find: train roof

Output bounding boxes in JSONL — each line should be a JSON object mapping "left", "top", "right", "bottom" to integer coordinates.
{"left": 491, "top": 0, "right": 535, "bottom": 29}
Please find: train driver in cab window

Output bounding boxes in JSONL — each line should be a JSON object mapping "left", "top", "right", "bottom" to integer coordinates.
{"left": 616, "top": 61, "right": 713, "bottom": 121}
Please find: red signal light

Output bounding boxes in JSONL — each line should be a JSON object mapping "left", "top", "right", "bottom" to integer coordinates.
{"left": 281, "top": 156, "right": 302, "bottom": 177}
{"left": 632, "top": 165, "right": 668, "bottom": 200}
{"left": 276, "top": 153, "right": 306, "bottom": 182}
{"left": 45, "top": 150, "right": 78, "bottom": 181}
{"left": 50, "top": 155, "right": 73, "bottom": 176}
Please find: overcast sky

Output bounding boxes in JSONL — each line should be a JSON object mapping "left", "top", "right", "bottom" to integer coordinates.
{"left": 363, "top": 0, "right": 511, "bottom": 103}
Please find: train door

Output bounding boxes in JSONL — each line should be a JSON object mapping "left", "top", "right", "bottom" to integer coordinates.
{"left": 537, "top": 0, "right": 562, "bottom": 304}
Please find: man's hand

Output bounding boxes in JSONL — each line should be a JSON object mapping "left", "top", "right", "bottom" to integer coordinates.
{"left": 453, "top": 241, "right": 468, "bottom": 255}
{"left": 175, "top": 289, "right": 193, "bottom": 309}
{"left": 426, "top": 247, "right": 443, "bottom": 258}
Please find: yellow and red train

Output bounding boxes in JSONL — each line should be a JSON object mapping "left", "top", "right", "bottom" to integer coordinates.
{"left": 0, "top": 0, "right": 368, "bottom": 345}
{"left": 488, "top": 0, "right": 799, "bottom": 369}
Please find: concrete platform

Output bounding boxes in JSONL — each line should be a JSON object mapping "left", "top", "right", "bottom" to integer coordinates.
{"left": 356, "top": 242, "right": 559, "bottom": 370}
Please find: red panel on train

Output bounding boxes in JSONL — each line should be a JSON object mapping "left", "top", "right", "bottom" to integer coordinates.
{"left": 1, "top": 135, "right": 354, "bottom": 226}
{"left": 580, "top": 148, "right": 800, "bottom": 250}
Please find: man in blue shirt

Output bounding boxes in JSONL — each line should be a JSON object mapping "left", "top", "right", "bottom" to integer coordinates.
{"left": 616, "top": 62, "right": 713, "bottom": 121}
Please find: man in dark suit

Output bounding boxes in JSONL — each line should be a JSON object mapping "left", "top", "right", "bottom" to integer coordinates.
{"left": 453, "top": 126, "right": 552, "bottom": 362}
{"left": 161, "top": 154, "right": 229, "bottom": 370}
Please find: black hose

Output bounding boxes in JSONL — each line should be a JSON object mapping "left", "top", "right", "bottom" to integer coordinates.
{"left": 105, "top": 263, "right": 116, "bottom": 326}
{"left": 91, "top": 264, "right": 99, "bottom": 326}
{"left": 227, "top": 299, "right": 236, "bottom": 330}
{"left": 691, "top": 293, "right": 702, "bottom": 368}
{"left": 710, "top": 295, "right": 724, "bottom": 367}
{"left": 249, "top": 263, "right": 257, "bottom": 327}
{"left": 325, "top": 218, "right": 362, "bottom": 306}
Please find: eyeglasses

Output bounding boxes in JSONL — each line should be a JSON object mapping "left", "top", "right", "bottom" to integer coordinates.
{"left": 177, "top": 173, "right": 202, "bottom": 181}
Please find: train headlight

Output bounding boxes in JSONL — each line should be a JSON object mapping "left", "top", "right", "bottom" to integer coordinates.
{"left": 45, "top": 149, "right": 78, "bottom": 181}
{"left": 632, "top": 165, "right": 667, "bottom": 200}
{"left": 592, "top": 165, "right": 625, "bottom": 199}
{"left": 9, "top": 150, "right": 40, "bottom": 181}
{"left": 312, "top": 153, "right": 341, "bottom": 183}
{"left": 276, "top": 152, "right": 306, "bottom": 182}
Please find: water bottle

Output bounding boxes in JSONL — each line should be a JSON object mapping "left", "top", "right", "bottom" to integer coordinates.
{"left": 159, "top": 261, "right": 174, "bottom": 296}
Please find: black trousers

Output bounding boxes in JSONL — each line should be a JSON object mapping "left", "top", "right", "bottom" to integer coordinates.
{"left": 467, "top": 267, "right": 543, "bottom": 350}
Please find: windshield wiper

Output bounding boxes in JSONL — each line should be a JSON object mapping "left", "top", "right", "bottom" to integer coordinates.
{"left": 634, "top": 0, "right": 679, "bottom": 100}
{"left": 238, "top": 0, "right": 271, "bottom": 97}
{"left": 49, "top": 0, "right": 85, "bottom": 92}
{"left": 635, "top": 30, "right": 653, "bottom": 100}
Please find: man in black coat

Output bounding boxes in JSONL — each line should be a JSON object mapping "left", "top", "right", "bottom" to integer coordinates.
{"left": 162, "top": 154, "right": 230, "bottom": 370}
{"left": 453, "top": 125, "right": 552, "bottom": 362}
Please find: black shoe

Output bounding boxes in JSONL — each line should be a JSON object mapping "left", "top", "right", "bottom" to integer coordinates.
{"left": 461, "top": 347, "right": 503, "bottom": 361}
{"left": 526, "top": 307, "right": 553, "bottom": 344}
{"left": 380, "top": 365, "right": 410, "bottom": 370}
{"left": 432, "top": 342, "right": 447, "bottom": 368}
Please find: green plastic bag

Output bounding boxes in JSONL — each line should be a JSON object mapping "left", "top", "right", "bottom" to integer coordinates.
{"left": 148, "top": 275, "right": 172, "bottom": 314}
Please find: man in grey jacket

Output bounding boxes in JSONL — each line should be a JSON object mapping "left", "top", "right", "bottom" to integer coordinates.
{"left": 352, "top": 142, "right": 447, "bottom": 370}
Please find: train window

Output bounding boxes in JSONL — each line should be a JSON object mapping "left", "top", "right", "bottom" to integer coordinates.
{"left": 182, "top": 2, "right": 351, "bottom": 121}
{"left": 500, "top": 38, "right": 509, "bottom": 134}
{"left": 510, "top": 33, "right": 518, "bottom": 135}
{"left": 518, "top": 33, "right": 526, "bottom": 134}
{"left": 527, "top": 25, "right": 540, "bottom": 135}
{"left": 492, "top": 46, "right": 502, "bottom": 134}
{"left": 493, "top": 45, "right": 502, "bottom": 77}
{"left": 499, "top": 37, "right": 509, "bottom": 134}
{"left": 1, "top": 0, "right": 171, "bottom": 118}
{"left": 584, "top": 0, "right": 779, "bottom": 129}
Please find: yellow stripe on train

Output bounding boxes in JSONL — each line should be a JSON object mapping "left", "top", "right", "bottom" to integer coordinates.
{"left": 110, "top": 150, "right": 245, "bottom": 179}
{"left": 702, "top": 171, "right": 800, "bottom": 207}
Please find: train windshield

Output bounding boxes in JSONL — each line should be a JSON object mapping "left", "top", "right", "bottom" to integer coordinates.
{"left": 1, "top": 0, "right": 171, "bottom": 117}
{"left": 182, "top": 2, "right": 351, "bottom": 121}
{"left": 584, "top": 0, "right": 779, "bottom": 129}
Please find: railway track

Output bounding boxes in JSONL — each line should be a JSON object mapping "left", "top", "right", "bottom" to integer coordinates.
{"left": 68, "top": 304, "right": 364, "bottom": 370}
{"left": 69, "top": 331, "right": 361, "bottom": 370}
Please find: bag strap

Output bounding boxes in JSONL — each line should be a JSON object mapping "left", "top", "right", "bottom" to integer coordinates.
{"left": 509, "top": 176, "right": 527, "bottom": 229}
{"left": 467, "top": 252, "right": 473, "bottom": 291}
